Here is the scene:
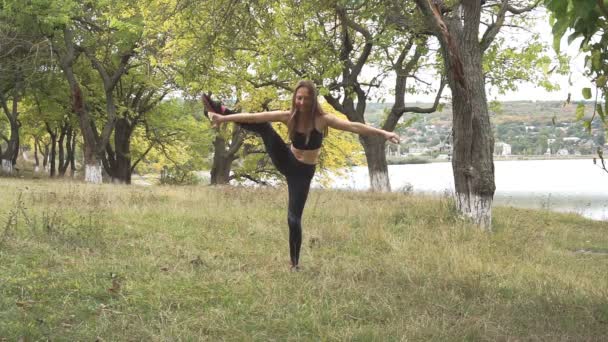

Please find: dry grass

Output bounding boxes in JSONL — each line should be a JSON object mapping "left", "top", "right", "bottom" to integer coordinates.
{"left": 0, "top": 178, "right": 607, "bottom": 341}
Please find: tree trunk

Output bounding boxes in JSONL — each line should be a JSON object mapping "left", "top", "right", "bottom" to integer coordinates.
{"left": 83, "top": 140, "right": 103, "bottom": 183}
{"left": 67, "top": 131, "right": 77, "bottom": 178}
{"left": 111, "top": 118, "right": 133, "bottom": 184}
{"left": 58, "top": 127, "right": 66, "bottom": 176}
{"left": 442, "top": 6, "right": 495, "bottom": 230}
{"left": 11, "top": 128, "right": 19, "bottom": 167}
{"left": 210, "top": 135, "right": 234, "bottom": 185}
{"left": 449, "top": 67, "right": 495, "bottom": 229}
{"left": 57, "top": 29, "right": 105, "bottom": 184}
{"left": 360, "top": 135, "right": 390, "bottom": 192}
{"left": 0, "top": 106, "right": 20, "bottom": 175}
{"left": 41, "top": 142, "right": 49, "bottom": 172}
{"left": 34, "top": 138, "right": 40, "bottom": 173}
{"left": 0, "top": 120, "right": 18, "bottom": 175}
{"left": 1, "top": 159, "right": 12, "bottom": 174}
{"left": 58, "top": 125, "right": 73, "bottom": 177}
{"left": 48, "top": 129, "right": 57, "bottom": 177}
{"left": 209, "top": 125, "right": 244, "bottom": 185}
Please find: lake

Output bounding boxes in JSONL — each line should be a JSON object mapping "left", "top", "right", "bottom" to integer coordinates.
{"left": 318, "top": 159, "right": 608, "bottom": 221}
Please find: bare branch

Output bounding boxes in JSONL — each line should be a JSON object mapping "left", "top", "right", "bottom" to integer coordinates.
{"left": 409, "top": 75, "right": 433, "bottom": 86}
{"left": 480, "top": 0, "right": 508, "bottom": 51}
{"left": 506, "top": 0, "right": 541, "bottom": 14}
{"left": 227, "top": 127, "right": 245, "bottom": 156}
{"left": 131, "top": 141, "right": 156, "bottom": 173}
{"left": 71, "top": 17, "right": 105, "bottom": 32}
{"left": 336, "top": 6, "right": 371, "bottom": 40}
{"left": 414, "top": 0, "right": 467, "bottom": 89}
{"left": 336, "top": 7, "right": 373, "bottom": 78}
{"left": 398, "top": 78, "right": 446, "bottom": 114}
{"left": 323, "top": 93, "right": 346, "bottom": 114}
{"left": 229, "top": 173, "right": 272, "bottom": 186}
{"left": 247, "top": 79, "right": 292, "bottom": 91}
{"left": 0, "top": 91, "right": 11, "bottom": 119}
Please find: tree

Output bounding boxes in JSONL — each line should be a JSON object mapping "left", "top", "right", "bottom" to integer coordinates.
{"left": 0, "top": 0, "right": 52, "bottom": 174}
{"left": 131, "top": 98, "right": 213, "bottom": 184}
{"left": 404, "top": 0, "right": 544, "bottom": 229}
{"left": 241, "top": 0, "right": 445, "bottom": 191}
{"left": 40, "top": 0, "right": 176, "bottom": 183}
{"left": 169, "top": 0, "right": 368, "bottom": 186}
{"left": 101, "top": 66, "right": 174, "bottom": 184}
{"left": 160, "top": 0, "right": 256, "bottom": 185}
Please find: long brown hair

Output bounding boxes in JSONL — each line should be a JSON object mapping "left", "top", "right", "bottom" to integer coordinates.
{"left": 287, "top": 80, "right": 328, "bottom": 142}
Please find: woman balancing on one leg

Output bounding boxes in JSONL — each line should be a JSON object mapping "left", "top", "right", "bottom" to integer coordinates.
{"left": 203, "top": 80, "right": 400, "bottom": 271}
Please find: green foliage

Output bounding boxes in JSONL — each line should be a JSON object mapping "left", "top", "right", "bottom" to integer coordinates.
{"left": 158, "top": 165, "right": 202, "bottom": 186}
{"left": 546, "top": 0, "right": 608, "bottom": 138}
{"left": 484, "top": 37, "right": 568, "bottom": 94}
{"left": 135, "top": 99, "right": 213, "bottom": 175}
{"left": 582, "top": 87, "right": 593, "bottom": 100}
{"left": 575, "top": 103, "right": 586, "bottom": 121}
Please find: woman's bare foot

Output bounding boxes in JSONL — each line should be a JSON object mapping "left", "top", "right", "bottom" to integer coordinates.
{"left": 201, "top": 93, "right": 228, "bottom": 116}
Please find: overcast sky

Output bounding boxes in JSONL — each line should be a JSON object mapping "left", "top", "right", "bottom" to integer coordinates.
{"left": 493, "top": 14, "right": 595, "bottom": 102}
{"left": 372, "top": 10, "right": 600, "bottom": 104}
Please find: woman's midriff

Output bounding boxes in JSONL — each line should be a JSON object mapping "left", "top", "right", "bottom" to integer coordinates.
{"left": 290, "top": 145, "right": 320, "bottom": 165}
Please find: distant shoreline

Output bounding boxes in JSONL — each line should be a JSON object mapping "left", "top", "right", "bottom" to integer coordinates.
{"left": 387, "top": 155, "right": 596, "bottom": 165}
{"left": 492, "top": 155, "right": 595, "bottom": 161}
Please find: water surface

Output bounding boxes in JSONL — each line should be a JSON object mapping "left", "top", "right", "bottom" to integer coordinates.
{"left": 319, "top": 159, "right": 608, "bottom": 220}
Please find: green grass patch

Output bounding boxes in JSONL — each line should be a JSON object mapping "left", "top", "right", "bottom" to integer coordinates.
{"left": 0, "top": 178, "right": 606, "bottom": 340}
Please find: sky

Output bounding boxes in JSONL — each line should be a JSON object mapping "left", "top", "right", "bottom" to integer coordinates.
{"left": 371, "top": 9, "right": 600, "bottom": 104}
{"left": 492, "top": 12, "right": 595, "bottom": 102}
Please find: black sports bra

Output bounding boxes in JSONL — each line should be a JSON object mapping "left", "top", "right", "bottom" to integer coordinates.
{"left": 292, "top": 129, "right": 323, "bottom": 150}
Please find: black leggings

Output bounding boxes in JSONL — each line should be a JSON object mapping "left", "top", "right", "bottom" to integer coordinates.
{"left": 238, "top": 122, "right": 315, "bottom": 267}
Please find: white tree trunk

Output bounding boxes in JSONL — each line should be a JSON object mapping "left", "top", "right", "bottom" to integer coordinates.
{"left": 369, "top": 170, "right": 391, "bottom": 192}
{"left": 34, "top": 165, "right": 40, "bottom": 173}
{"left": 455, "top": 192, "right": 493, "bottom": 231}
{"left": 1, "top": 159, "right": 13, "bottom": 174}
{"left": 85, "top": 162, "right": 103, "bottom": 184}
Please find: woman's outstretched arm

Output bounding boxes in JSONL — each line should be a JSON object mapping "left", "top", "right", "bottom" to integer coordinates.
{"left": 323, "top": 114, "right": 400, "bottom": 144}
{"left": 208, "top": 110, "right": 290, "bottom": 128}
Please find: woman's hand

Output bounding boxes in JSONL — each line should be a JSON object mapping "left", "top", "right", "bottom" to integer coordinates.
{"left": 208, "top": 111, "right": 223, "bottom": 128}
{"left": 384, "top": 131, "right": 400, "bottom": 144}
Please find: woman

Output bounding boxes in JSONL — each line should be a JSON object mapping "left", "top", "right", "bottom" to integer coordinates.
{"left": 203, "top": 80, "right": 399, "bottom": 271}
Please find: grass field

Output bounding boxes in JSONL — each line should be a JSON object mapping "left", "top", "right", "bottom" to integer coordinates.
{"left": 1, "top": 178, "right": 607, "bottom": 340}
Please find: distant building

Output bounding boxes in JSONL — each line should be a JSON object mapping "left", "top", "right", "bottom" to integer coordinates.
{"left": 501, "top": 143, "right": 511, "bottom": 156}
{"left": 557, "top": 148, "right": 569, "bottom": 156}
{"left": 386, "top": 144, "right": 402, "bottom": 157}
{"left": 563, "top": 137, "right": 581, "bottom": 143}
{"left": 494, "top": 142, "right": 512, "bottom": 156}
{"left": 409, "top": 147, "right": 429, "bottom": 156}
